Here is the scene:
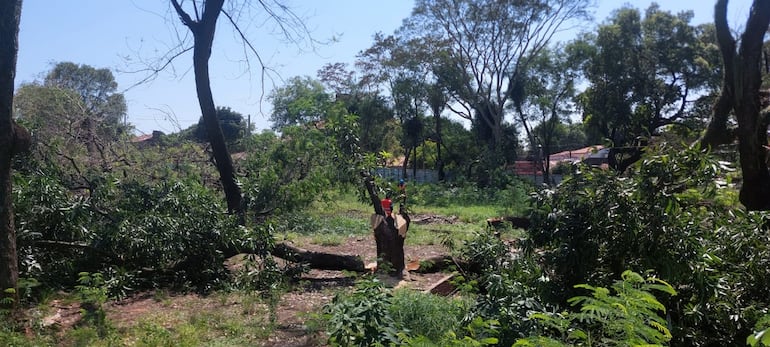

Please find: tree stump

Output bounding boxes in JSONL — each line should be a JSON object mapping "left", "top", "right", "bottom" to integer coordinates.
{"left": 362, "top": 171, "right": 409, "bottom": 277}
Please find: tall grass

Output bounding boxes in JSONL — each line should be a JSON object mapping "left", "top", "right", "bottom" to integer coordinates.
{"left": 388, "top": 289, "right": 474, "bottom": 341}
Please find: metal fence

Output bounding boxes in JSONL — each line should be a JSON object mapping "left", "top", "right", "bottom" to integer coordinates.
{"left": 374, "top": 167, "right": 440, "bottom": 184}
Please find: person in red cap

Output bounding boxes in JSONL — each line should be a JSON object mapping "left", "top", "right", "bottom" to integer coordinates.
{"left": 381, "top": 193, "right": 393, "bottom": 217}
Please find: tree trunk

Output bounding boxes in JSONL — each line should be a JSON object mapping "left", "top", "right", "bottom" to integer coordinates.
{"left": 702, "top": 0, "right": 770, "bottom": 210}
{"left": 436, "top": 116, "right": 444, "bottom": 181}
{"left": 412, "top": 144, "right": 417, "bottom": 180}
{"left": 402, "top": 147, "right": 411, "bottom": 180}
{"left": 272, "top": 243, "right": 365, "bottom": 271}
{"left": 172, "top": 0, "right": 243, "bottom": 218}
{"left": 0, "top": 0, "right": 23, "bottom": 310}
{"left": 361, "top": 171, "right": 407, "bottom": 277}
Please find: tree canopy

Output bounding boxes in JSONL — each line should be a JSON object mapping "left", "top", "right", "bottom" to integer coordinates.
{"left": 402, "top": 0, "right": 591, "bottom": 151}
{"left": 575, "top": 5, "right": 720, "bottom": 147}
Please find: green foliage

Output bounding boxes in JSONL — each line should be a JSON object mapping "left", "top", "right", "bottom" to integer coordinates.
{"left": 464, "top": 257, "right": 548, "bottom": 346}
{"left": 526, "top": 144, "right": 721, "bottom": 300}
{"left": 323, "top": 276, "right": 499, "bottom": 347}
{"left": 340, "top": 92, "right": 399, "bottom": 155}
{"left": 186, "top": 106, "right": 249, "bottom": 147}
{"left": 399, "top": 317, "right": 500, "bottom": 347}
{"left": 268, "top": 76, "right": 333, "bottom": 130}
{"left": 748, "top": 314, "right": 770, "bottom": 347}
{"left": 388, "top": 289, "right": 473, "bottom": 341}
{"left": 324, "top": 277, "right": 399, "bottom": 347}
{"left": 13, "top": 62, "right": 130, "bottom": 180}
{"left": 459, "top": 230, "right": 509, "bottom": 272}
{"left": 75, "top": 272, "right": 110, "bottom": 335}
{"left": 526, "top": 143, "right": 770, "bottom": 345}
{"left": 516, "top": 270, "right": 676, "bottom": 346}
{"left": 13, "top": 173, "right": 269, "bottom": 294}
{"left": 574, "top": 4, "right": 719, "bottom": 145}
{"left": 241, "top": 128, "right": 335, "bottom": 217}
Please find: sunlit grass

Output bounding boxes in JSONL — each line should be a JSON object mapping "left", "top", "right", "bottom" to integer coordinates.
{"left": 310, "top": 233, "right": 346, "bottom": 246}
{"left": 406, "top": 222, "right": 481, "bottom": 246}
{"left": 50, "top": 291, "right": 275, "bottom": 347}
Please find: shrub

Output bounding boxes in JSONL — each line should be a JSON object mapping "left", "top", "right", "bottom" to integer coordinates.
{"left": 525, "top": 143, "right": 770, "bottom": 345}
{"left": 515, "top": 270, "right": 676, "bottom": 346}
{"left": 324, "top": 277, "right": 399, "bottom": 347}
{"left": 14, "top": 174, "right": 272, "bottom": 294}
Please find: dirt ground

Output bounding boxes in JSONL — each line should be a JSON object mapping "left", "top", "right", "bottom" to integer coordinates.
{"left": 38, "top": 217, "right": 461, "bottom": 347}
{"left": 261, "top": 238, "right": 453, "bottom": 347}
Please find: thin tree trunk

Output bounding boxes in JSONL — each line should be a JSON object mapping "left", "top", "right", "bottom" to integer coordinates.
{"left": 412, "top": 144, "right": 417, "bottom": 180}
{"left": 698, "top": 0, "right": 739, "bottom": 149}
{"left": 0, "top": 0, "right": 23, "bottom": 310}
{"left": 436, "top": 116, "right": 444, "bottom": 181}
{"left": 402, "top": 147, "right": 411, "bottom": 180}
{"left": 172, "top": 0, "right": 243, "bottom": 217}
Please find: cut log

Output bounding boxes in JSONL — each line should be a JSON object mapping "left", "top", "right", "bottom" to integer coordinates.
{"left": 425, "top": 273, "right": 457, "bottom": 296}
{"left": 272, "top": 242, "right": 365, "bottom": 272}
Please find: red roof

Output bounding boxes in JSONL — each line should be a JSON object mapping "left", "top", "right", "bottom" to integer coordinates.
{"left": 511, "top": 161, "right": 542, "bottom": 175}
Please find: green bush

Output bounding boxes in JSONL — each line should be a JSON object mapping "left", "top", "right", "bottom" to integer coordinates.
{"left": 525, "top": 143, "right": 770, "bottom": 345}
{"left": 515, "top": 270, "right": 676, "bottom": 346}
{"left": 14, "top": 174, "right": 272, "bottom": 294}
{"left": 324, "top": 277, "right": 399, "bottom": 347}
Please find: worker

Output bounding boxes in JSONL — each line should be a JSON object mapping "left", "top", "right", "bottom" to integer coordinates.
{"left": 381, "top": 193, "right": 393, "bottom": 217}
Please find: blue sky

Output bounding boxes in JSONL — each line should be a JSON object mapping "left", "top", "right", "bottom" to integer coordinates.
{"left": 16, "top": 1, "right": 755, "bottom": 135}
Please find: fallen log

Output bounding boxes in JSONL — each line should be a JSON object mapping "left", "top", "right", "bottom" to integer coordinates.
{"left": 272, "top": 242, "right": 365, "bottom": 272}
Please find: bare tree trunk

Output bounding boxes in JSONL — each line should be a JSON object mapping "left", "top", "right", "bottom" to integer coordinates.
{"left": 412, "top": 144, "right": 417, "bottom": 180}
{"left": 402, "top": 147, "right": 411, "bottom": 180}
{"left": 272, "top": 243, "right": 364, "bottom": 271}
{"left": 436, "top": 117, "right": 444, "bottom": 181}
{"left": 701, "top": 0, "right": 770, "bottom": 210}
{"left": 171, "top": 0, "right": 243, "bottom": 218}
{"left": 0, "top": 0, "right": 23, "bottom": 310}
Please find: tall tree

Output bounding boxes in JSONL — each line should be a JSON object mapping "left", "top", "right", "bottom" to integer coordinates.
{"left": 0, "top": 0, "right": 27, "bottom": 309}
{"left": 699, "top": 0, "right": 770, "bottom": 210}
{"left": 268, "top": 76, "right": 332, "bottom": 130}
{"left": 170, "top": 0, "right": 242, "bottom": 215}
{"left": 44, "top": 62, "right": 128, "bottom": 138}
{"left": 187, "top": 106, "right": 248, "bottom": 144}
{"left": 426, "top": 83, "right": 448, "bottom": 180}
{"left": 358, "top": 34, "right": 427, "bottom": 175}
{"left": 160, "top": 0, "right": 314, "bottom": 217}
{"left": 15, "top": 63, "right": 129, "bottom": 165}
{"left": 577, "top": 5, "right": 721, "bottom": 148}
{"left": 517, "top": 46, "right": 578, "bottom": 184}
{"left": 404, "top": 0, "right": 591, "bottom": 151}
